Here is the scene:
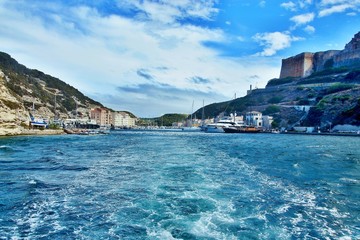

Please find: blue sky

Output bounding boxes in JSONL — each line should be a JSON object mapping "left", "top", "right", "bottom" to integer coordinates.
{"left": 0, "top": 0, "right": 359, "bottom": 117}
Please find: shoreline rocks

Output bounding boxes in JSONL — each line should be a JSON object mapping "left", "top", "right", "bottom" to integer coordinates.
{"left": 0, "top": 128, "right": 64, "bottom": 137}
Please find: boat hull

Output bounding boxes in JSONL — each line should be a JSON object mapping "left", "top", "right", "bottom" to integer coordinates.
{"left": 223, "top": 127, "right": 260, "bottom": 133}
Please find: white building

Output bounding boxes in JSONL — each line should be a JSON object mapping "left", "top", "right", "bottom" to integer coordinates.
{"left": 262, "top": 115, "right": 274, "bottom": 130}
{"left": 246, "top": 111, "right": 263, "bottom": 127}
{"left": 112, "top": 111, "right": 136, "bottom": 128}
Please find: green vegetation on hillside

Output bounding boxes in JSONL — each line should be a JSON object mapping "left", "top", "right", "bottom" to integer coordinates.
{"left": 0, "top": 51, "right": 103, "bottom": 116}
{"left": 193, "top": 67, "right": 360, "bottom": 128}
{"left": 307, "top": 67, "right": 349, "bottom": 78}
{"left": 154, "top": 114, "right": 188, "bottom": 126}
{"left": 137, "top": 114, "right": 187, "bottom": 126}
{"left": 266, "top": 77, "right": 296, "bottom": 87}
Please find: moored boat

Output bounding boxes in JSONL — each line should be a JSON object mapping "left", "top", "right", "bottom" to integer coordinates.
{"left": 182, "top": 126, "right": 201, "bottom": 132}
{"left": 204, "top": 116, "right": 242, "bottom": 133}
{"left": 223, "top": 126, "right": 261, "bottom": 133}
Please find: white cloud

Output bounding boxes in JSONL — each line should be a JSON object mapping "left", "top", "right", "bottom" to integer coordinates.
{"left": 280, "top": 1, "right": 297, "bottom": 11}
{"left": 116, "top": 0, "right": 219, "bottom": 24}
{"left": 236, "top": 36, "right": 245, "bottom": 41}
{"left": 299, "top": 0, "right": 313, "bottom": 8}
{"left": 318, "top": 0, "right": 360, "bottom": 17}
{"left": 290, "top": 12, "right": 315, "bottom": 26}
{"left": 253, "top": 32, "right": 302, "bottom": 56}
{"left": 0, "top": 1, "right": 280, "bottom": 117}
{"left": 346, "top": 12, "right": 357, "bottom": 16}
{"left": 259, "top": 1, "right": 266, "bottom": 8}
{"left": 320, "top": 0, "right": 353, "bottom": 6}
{"left": 281, "top": 0, "right": 313, "bottom": 11}
{"left": 318, "top": 3, "right": 353, "bottom": 17}
{"left": 304, "top": 25, "right": 316, "bottom": 33}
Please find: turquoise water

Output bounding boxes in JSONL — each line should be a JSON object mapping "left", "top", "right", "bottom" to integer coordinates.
{"left": 0, "top": 131, "right": 359, "bottom": 239}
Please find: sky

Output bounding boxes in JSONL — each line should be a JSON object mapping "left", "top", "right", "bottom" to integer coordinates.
{"left": 0, "top": 0, "right": 359, "bottom": 117}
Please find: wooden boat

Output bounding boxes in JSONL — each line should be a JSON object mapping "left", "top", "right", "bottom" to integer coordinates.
{"left": 223, "top": 126, "right": 261, "bottom": 133}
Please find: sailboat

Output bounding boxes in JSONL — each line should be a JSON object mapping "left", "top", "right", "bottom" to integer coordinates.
{"left": 182, "top": 100, "right": 201, "bottom": 132}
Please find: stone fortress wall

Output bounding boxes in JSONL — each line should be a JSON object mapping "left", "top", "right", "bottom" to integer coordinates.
{"left": 279, "top": 32, "right": 360, "bottom": 79}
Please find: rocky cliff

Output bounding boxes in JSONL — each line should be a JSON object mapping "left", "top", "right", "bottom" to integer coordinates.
{"left": 0, "top": 70, "right": 29, "bottom": 135}
{"left": 280, "top": 32, "right": 360, "bottom": 78}
{"left": 0, "top": 52, "right": 103, "bottom": 136}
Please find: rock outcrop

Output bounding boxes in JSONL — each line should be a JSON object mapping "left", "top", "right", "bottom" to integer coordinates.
{"left": 280, "top": 32, "right": 360, "bottom": 78}
{"left": 0, "top": 52, "right": 105, "bottom": 136}
{"left": 0, "top": 70, "right": 29, "bottom": 135}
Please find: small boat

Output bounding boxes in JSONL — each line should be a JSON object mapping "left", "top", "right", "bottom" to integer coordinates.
{"left": 271, "top": 129, "right": 280, "bottom": 134}
{"left": 182, "top": 100, "right": 201, "bottom": 132}
{"left": 182, "top": 126, "right": 201, "bottom": 132}
{"left": 223, "top": 126, "right": 261, "bottom": 133}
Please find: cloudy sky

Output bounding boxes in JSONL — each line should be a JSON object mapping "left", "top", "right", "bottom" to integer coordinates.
{"left": 0, "top": 0, "right": 359, "bottom": 117}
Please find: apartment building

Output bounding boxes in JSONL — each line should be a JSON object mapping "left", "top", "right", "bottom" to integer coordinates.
{"left": 112, "top": 111, "right": 136, "bottom": 128}
{"left": 90, "top": 108, "right": 113, "bottom": 126}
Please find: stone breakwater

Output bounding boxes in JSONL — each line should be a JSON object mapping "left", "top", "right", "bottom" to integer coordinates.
{"left": 0, "top": 128, "right": 64, "bottom": 137}
{"left": 20, "top": 129, "right": 64, "bottom": 136}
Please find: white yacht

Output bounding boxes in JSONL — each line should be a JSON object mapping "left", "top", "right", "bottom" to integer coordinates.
{"left": 204, "top": 116, "right": 243, "bottom": 133}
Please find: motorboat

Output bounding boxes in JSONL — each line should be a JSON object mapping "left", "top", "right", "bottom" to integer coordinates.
{"left": 204, "top": 117, "right": 242, "bottom": 133}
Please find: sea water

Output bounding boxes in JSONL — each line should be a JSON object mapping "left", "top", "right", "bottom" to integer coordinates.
{"left": 0, "top": 131, "right": 359, "bottom": 239}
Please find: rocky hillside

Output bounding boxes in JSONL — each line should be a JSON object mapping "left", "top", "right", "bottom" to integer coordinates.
{"left": 194, "top": 67, "right": 360, "bottom": 130}
{"left": 0, "top": 70, "right": 29, "bottom": 135}
{"left": 193, "top": 32, "right": 360, "bottom": 131}
{"left": 0, "top": 52, "right": 103, "bottom": 135}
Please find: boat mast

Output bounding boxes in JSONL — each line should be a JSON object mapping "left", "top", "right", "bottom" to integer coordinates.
{"left": 54, "top": 92, "right": 57, "bottom": 121}
{"left": 190, "top": 100, "right": 194, "bottom": 126}
{"left": 75, "top": 101, "right": 78, "bottom": 120}
{"left": 201, "top": 99, "right": 205, "bottom": 125}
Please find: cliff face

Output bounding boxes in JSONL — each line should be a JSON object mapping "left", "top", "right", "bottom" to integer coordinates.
{"left": 0, "top": 70, "right": 29, "bottom": 135}
{"left": 0, "top": 52, "right": 104, "bottom": 136}
{"left": 279, "top": 53, "right": 314, "bottom": 79}
{"left": 280, "top": 32, "right": 360, "bottom": 78}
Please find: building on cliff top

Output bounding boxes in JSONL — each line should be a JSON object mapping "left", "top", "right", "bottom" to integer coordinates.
{"left": 279, "top": 32, "right": 360, "bottom": 79}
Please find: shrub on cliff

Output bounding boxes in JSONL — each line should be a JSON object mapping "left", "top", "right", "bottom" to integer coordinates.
{"left": 322, "top": 83, "right": 354, "bottom": 95}
{"left": 307, "top": 67, "right": 348, "bottom": 78}
{"left": 266, "top": 77, "right": 295, "bottom": 87}
{"left": 263, "top": 105, "right": 280, "bottom": 115}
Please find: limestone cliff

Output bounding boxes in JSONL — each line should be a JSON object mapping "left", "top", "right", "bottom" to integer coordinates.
{"left": 0, "top": 52, "right": 104, "bottom": 136}
{"left": 0, "top": 70, "right": 29, "bottom": 135}
{"left": 280, "top": 32, "right": 360, "bottom": 78}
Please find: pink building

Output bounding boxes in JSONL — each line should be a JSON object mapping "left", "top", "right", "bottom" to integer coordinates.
{"left": 90, "top": 108, "right": 113, "bottom": 126}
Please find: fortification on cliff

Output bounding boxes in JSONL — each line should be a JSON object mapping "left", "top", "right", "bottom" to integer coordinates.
{"left": 279, "top": 32, "right": 360, "bottom": 79}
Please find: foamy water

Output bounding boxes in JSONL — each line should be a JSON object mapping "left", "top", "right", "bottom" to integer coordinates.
{"left": 0, "top": 131, "right": 359, "bottom": 239}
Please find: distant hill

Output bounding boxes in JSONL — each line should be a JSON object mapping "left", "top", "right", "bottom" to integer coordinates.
{"left": 138, "top": 113, "right": 188, "bottom": 126}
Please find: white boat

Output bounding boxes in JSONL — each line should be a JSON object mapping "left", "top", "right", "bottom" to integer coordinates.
{"left": 204, "top": 116, "right": 242, "bottom": 133}
{"left": 182, "top": 126, "right": 201, "bottom": 132}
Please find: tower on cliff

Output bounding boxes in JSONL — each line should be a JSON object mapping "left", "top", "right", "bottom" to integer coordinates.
{"left": 279, "top": 31, "right": 360, "bottom": 79}
{"left": 279, "top": 52, "right": 314, "bottom": 79}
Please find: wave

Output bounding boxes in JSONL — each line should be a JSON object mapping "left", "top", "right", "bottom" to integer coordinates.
{"left": 0, "top": 145, "right": 15, "bottom": 152}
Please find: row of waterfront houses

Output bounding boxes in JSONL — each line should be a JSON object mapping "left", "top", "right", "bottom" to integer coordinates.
{"left": 176, "top": 111, "right": 273, "bottom": 130}
{"left": 90, "top": 108, "right": 136, "bottom": 128}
